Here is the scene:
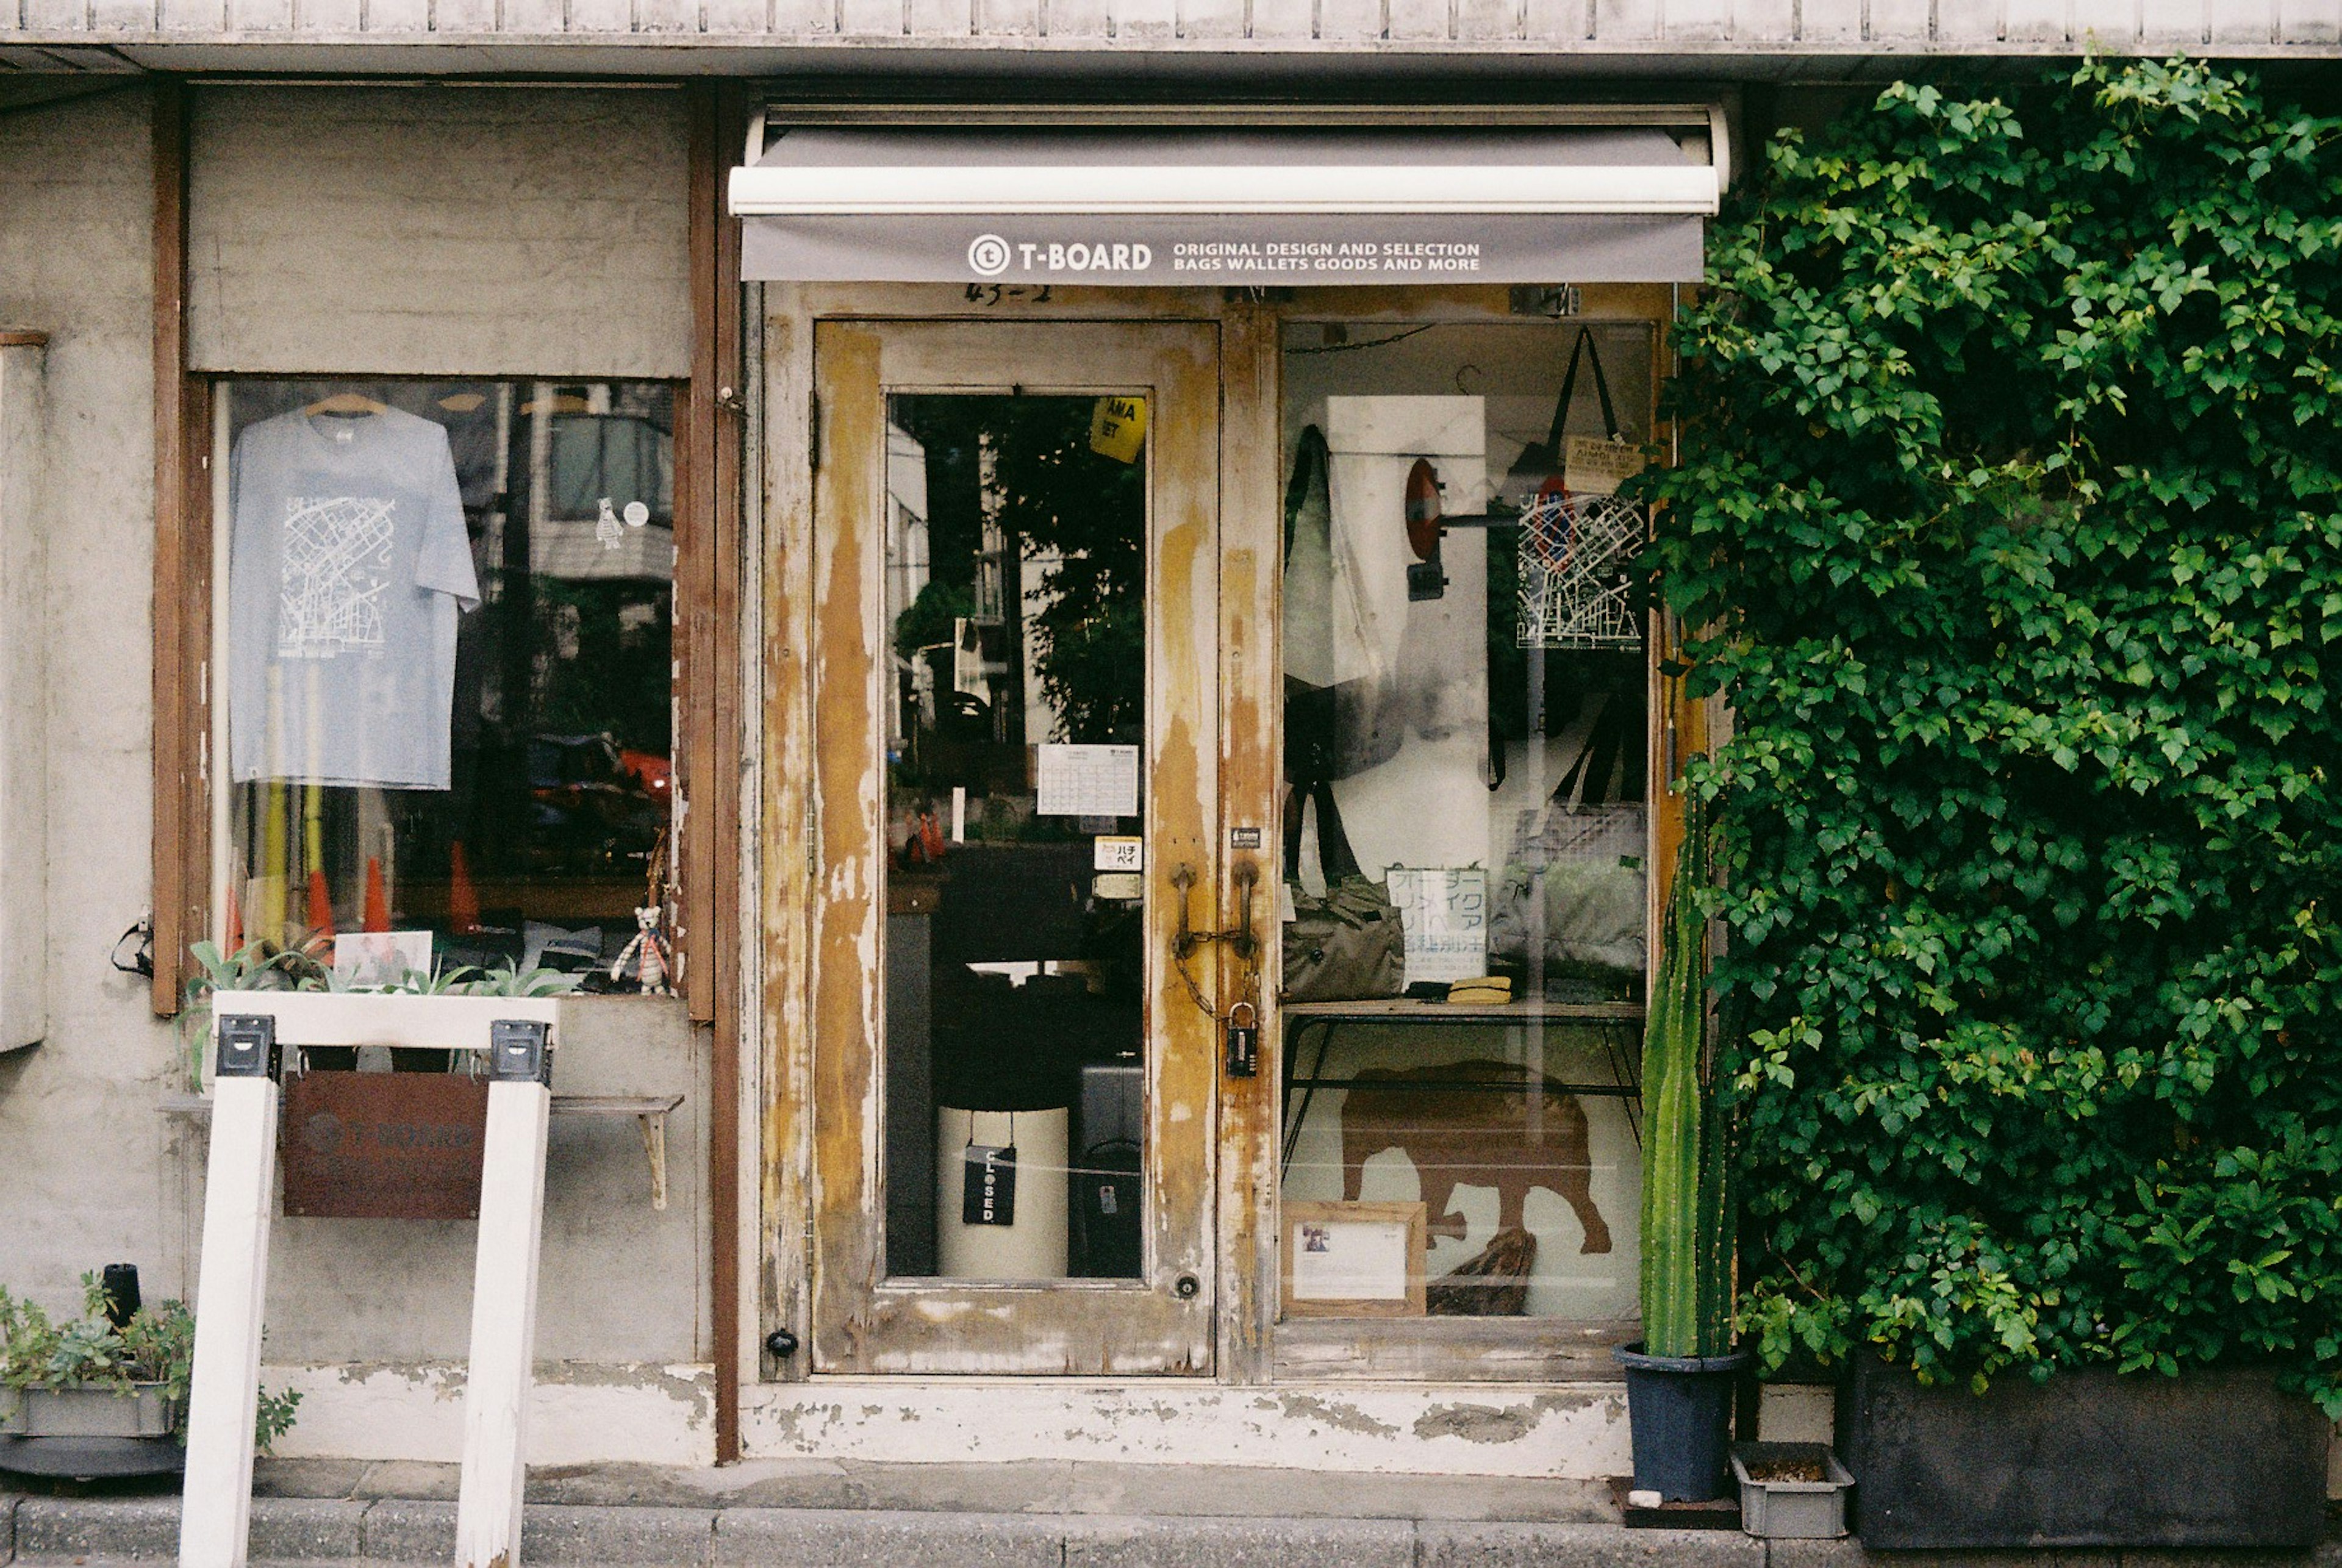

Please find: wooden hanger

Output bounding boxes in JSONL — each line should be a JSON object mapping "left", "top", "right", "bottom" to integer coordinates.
{"left": 301, "top": 390, "right": 388, "bottom": 417}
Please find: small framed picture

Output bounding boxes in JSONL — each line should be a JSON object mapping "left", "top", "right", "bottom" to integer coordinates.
{"left": 1280, "top": 1200, "right": 1427, "bottom": 1319}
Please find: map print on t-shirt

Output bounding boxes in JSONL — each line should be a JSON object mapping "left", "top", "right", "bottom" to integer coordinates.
{"left": 229, "top": 406, "right": 479, "bottom": 789}
{"left": 278, "top": 494, "right": 398, "bottom": 657}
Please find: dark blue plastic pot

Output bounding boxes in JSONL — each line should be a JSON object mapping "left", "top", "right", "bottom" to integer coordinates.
{"left": 1616, "top": 1341, "right": 1751, "bottom": 1502}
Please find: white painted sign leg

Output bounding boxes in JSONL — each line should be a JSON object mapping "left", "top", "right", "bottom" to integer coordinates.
{"left": 178, "top": 1074, "right": 281, "bottom": 1568}
{"left": 454, "top": 1076, "right": 551, "bottom": 1568}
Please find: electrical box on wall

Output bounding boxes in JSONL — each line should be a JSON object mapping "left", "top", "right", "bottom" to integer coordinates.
{"left": 0, "top": 334, "right": 48, "bottom": 1053}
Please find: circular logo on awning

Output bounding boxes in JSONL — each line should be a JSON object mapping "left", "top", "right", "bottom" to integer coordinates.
{"left": 967, "top": 235, "right": 1013, "bottom": 277}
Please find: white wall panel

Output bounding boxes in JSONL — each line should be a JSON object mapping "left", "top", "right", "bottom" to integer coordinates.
{"left": 1937, "top": 0, "right": 2004, "bottom": 37}
{"left": 1455, "top": 0, "right": 1517, "bottom": 40}
{"left": 225, "top": 0, "right": 292, "bottom": 30}
{"left": 436, "top": 0, "right": 500, "bottom": 29}
{"left": 294, "top": 0, "right": 362, "bottom": 30}
{"left": 2280, "top": 0, "right": 2341, "bottom": 38}
{"left": 704, "top": 0, "right": 769, "bottom": 33}
{"left": 1591, "top": 0, "right": 1654, "bottom": 37}
{"left": 2211, "top": 0, "right": 2276, "bottom": 36}
{"left": 1521, "top": 0, "right": 1581, "bottom": 37}
{"left": 2004, "top": 0, "right": 2067, "bottom": 39}
{"left": 1666, "top": 0, "right": 1730, "bottom": 38}
{"left": 1245, "top": 0, "right": 1309, "bottom": 33}
{"left": 1798, "top": 0, "right": 1863, "bottom": 38}
{"left": 1115, "top": 0, "right": 1176, "bottom": 39}
{"left": 21, "top": 0, "right": 89, "bottom": 27}
{"left": 1179, "top": 0, "right": 1246, "bottom": 39}
{"left": 2073, "top": 0, "right": 2136, "bottom": 43}
{"left": 1030, "top": 0, "right": 1091, "bottom": 34}
{"left": 188, "top": 88, "right": 692, "bottom": 380}
{"left": 2138, "top": 0, "right": 2205, "bottom": 38}
{"left": 570, "top": 0, "right": 636, "bottom": 32}
{"left": 639, "top": 0, "right": 705, "bottom": 34}
{"left": 504, "top": 0, "right": 568, "bottom": 30}
{"left": 1866, "top": 0, "right": 1930, "bottom": 37}
{"left": 365, "top": 0, "right": 430, "bottom": 29}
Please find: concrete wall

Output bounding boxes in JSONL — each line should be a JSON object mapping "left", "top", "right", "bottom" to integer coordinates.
{"left": 0, "top": 82, "right": 181, "bottom": 1314}
{"left": 188, "top": 86, "right": 692, "bottom": 380}
{"left": 0, "top": 83, "right": 714, "bottom": 1465}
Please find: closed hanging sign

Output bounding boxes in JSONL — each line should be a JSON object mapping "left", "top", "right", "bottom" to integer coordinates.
{"left": 963, "top": 1144, "right": 1019, "bottom": 1226}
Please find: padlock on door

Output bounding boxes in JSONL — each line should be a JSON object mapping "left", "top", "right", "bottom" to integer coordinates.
{"left": 1224, "top": 1001, "right": 1259, "bottom": 1079}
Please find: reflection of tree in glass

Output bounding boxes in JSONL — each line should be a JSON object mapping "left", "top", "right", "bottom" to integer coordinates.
{"left": 895, "top": 396, "right": 1146, "bottom": 747}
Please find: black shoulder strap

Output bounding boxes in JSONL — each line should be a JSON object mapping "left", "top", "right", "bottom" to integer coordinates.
{"left": 1286, "top": 780, "right": 1367, "bottom": 882}
{"left": 1540, "top": 328, "right": 1624, "bottom": 453}
{"left": 1283, "top": 425, "right": 1330, "bottom": 566}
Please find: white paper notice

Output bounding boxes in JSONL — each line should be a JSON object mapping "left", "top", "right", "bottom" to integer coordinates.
{"left": 1290, "top": 1219, "right": 1412, "bottom": 1301}
{"left": 334, "top": 931, "right": 435, "bottom": 989}
{"left": 1036, "top": 743, "right": 1140, "bottom": 818}
{"left": 1386, "top": 867, "right": 1489, "bottom": 985}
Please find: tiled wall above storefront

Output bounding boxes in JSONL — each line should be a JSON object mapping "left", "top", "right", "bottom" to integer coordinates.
{"left": 2, "top": 0, "right": 2337, "bottom": 57}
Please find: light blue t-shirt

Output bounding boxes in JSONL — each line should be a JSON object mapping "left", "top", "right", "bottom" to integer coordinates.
{"left": 228, "top": 406, "right": 481, "bottom": 790}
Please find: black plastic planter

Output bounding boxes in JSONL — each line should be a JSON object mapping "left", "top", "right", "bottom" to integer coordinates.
{"left": 1616, "top": 1342, "right": 1750, "bottom": 1501}
{"left": 1839, "top": 1355, "right": 2329, "bottom": 1548}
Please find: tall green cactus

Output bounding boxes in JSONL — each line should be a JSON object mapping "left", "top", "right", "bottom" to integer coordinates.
{"left": 1639, "top": 793, "right": 1735, "bottom": 1358}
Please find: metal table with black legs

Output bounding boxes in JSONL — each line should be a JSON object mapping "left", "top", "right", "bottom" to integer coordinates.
{"left": 1278, "top": 998, "right": 1646, "bottom": 1176}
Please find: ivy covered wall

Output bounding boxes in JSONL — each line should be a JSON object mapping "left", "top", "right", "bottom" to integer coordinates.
{"left": 1649, "top": 60, "right": 2342, "bottom": 1410}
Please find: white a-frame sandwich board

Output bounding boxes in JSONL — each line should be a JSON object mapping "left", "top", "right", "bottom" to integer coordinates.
{"left": 177, "top": 992, "right": 563, "bottom": 1568}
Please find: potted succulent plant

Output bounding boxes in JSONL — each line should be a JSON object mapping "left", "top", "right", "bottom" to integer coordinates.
{"left": 0, "top": 1272, "right": 300, "bottom": 1455}
{"left": 1616, "top": 796, "right": 1747, "bottom": 1502}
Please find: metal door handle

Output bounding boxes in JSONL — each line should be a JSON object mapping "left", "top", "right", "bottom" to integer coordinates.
{"left": 1172, "top": 862, "right": 1258, "bottom": 962}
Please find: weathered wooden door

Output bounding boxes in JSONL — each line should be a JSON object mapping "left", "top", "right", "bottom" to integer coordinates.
{"left": 806, "top": 320, "right": 1221, "bottom": 1374}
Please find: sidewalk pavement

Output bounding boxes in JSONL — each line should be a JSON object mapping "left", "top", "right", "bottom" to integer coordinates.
{"left": 2, "top": 1460, "right": 2337, "bottom": 1567}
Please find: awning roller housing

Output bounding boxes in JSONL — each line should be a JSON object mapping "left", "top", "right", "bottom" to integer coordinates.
{"left": 731, "top": 108, "right": 1724, "bottom": 285}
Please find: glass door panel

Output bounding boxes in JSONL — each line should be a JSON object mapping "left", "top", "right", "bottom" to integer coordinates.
{"left": 880, "top": 392, "right": 1149, "bottom": 1283}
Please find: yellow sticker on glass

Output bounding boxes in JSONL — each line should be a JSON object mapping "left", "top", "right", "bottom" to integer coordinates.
{"left": 1089, "top": 396, "right": 1147, "bottom": 464}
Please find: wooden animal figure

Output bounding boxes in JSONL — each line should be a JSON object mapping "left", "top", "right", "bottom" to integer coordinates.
{"left": 1338, "top": 1059, "right": 1612, "bottom": 1254}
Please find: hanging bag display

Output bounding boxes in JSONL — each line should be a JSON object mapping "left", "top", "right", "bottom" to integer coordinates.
{"left": 1488, "top": 696, "right": 1648, "bottom": 995}
{"left": 1281, "top": 781, "right": 1406, "bottom": 1004}
{"left": 1506, "top": 330, "right": 1649, "bottom": 651}
{"left": 1283, "top": 425, "right": 1402, "bottom": 785}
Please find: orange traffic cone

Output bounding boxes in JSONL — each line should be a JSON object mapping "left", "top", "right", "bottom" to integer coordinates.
{"left": 363, "top": 857, "right": 390, "bottom": 933}
{"left": 448, "top": 842, "right": 481, "bottom": 935}
{"left": 306, "top": 868, "right": 336, "bottom": 940}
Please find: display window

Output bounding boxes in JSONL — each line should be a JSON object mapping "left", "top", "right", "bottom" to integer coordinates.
{"left": 1275, "top": 318, "right": 1658, "bottom": 1325}
{"left": 212, "top": 378, "right": 678, "bottom": 996}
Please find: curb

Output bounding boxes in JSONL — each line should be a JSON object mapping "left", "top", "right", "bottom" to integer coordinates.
{"left": 0, "top": 1495, "right": 2335, "bottom": 1567}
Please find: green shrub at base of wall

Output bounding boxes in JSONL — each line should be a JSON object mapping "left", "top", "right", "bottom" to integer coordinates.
{"left": 1642, "top": 58, "right": 2342, "bottom": 1414}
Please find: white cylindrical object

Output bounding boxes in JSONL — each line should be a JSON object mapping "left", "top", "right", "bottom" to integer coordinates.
{"left": 936, "top": 1106, "right": 1070, "bottom": 1280}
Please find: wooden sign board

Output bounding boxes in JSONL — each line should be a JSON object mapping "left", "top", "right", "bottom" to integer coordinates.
{"left": 279, "top": 1070, "right": 489, "bottom": 1220}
